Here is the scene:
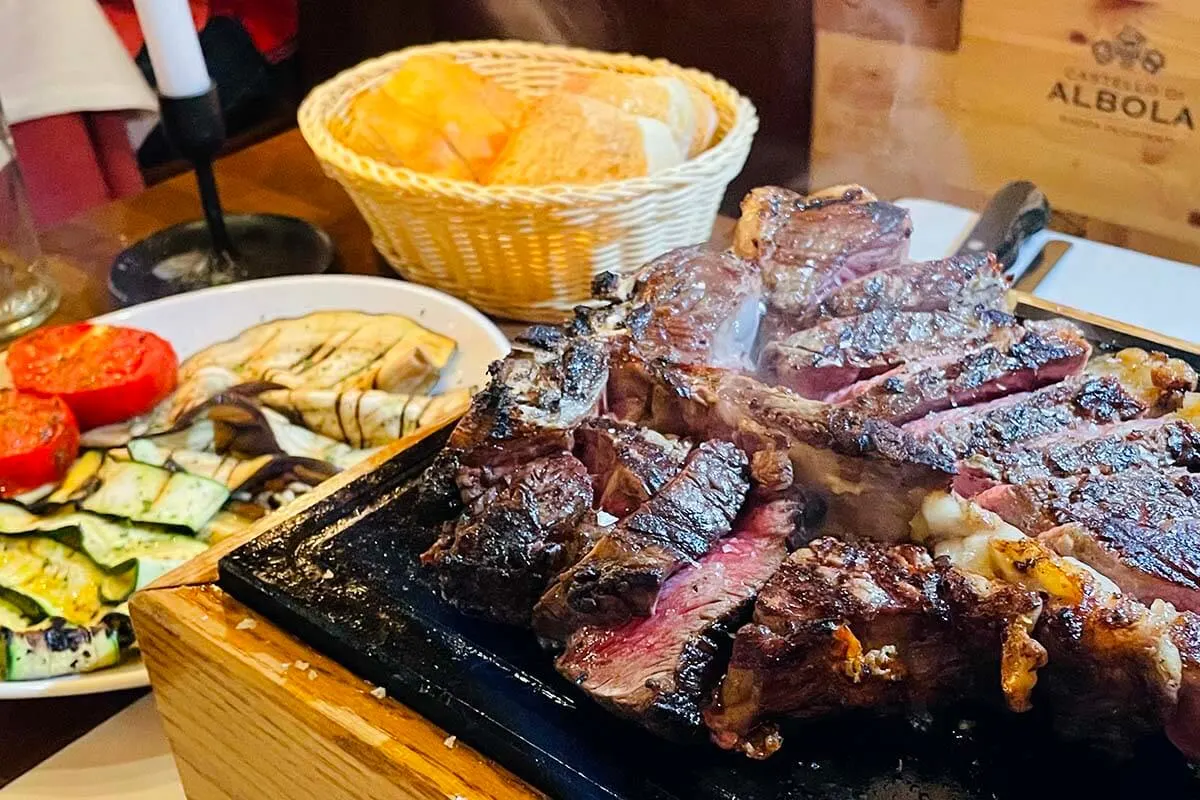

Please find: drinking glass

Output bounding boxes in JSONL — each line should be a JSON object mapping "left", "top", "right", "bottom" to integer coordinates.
{"left": 0, "top": 99, "right": 59, "bottom": 339}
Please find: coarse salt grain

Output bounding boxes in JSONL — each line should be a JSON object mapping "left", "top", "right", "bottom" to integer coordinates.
{"left": 307, "top": 669, "right": 318, "bottom": 680}
{"left": 369, "top": 686, "right": 386, "bottom": 699}
{"left": 294, "top": 660, "right": 310, "bottom": 671}
{"left": 322, "top": 569, "right": 334, "bottom": 579}
{"left": 235, "top": 617, "right": 256, "bottom": 630}
{"left": 443, "top": 735, "right": 457, "bottom": 749}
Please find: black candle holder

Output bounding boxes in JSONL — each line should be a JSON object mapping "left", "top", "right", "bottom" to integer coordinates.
{"left": 109, "top": 87, "right": 334, "bottom": 305}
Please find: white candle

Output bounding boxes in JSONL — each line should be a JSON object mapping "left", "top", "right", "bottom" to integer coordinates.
{"left": 132, "top": 0, "right": 211, "bottom": 98}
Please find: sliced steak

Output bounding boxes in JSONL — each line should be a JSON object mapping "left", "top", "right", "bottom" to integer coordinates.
{"left": 915, "top": 491, "right": 1185, "bottom": 754}
{"left": 449, "top": 327, "right": 607, "bottom": 467}
{"left": 734, "top": 185, "right": 912, "bottom": 330}
{"left": 1041, "top": 518, "right": 1200, "bottom": 612}
{"left": 905, "top": 374, "right": 1147, "bottom": 462}
{"left": 834, "top": 320, "right": 1092, "bottom": 424}
{"left": 764, "top": 306, "right": 1015, "bottom": 400}
{"left": 1168, "top": 611, "right": 1200, "bottom": 761}
{"left": 956, "top": 416, "right": 1200, "bottom": 495}
{"left": 533, "top": 440, "right": 750, "bottom": 641}
{"left": 974, "top": 468, "right": 1200, "bottom": 536}
{"left": 605, "top": 347, "right": 955, "bottom": 542}
{"left": 573, "top": 246, "right": 764, "bottom": 370}
{"left": 705, "top": 537, "right": 1044, "bottom": 758}
{"left": 556, "top": 498, "right": 798, "bottom": 739}
{"left": 574, "top": 418, "right": 691, "bottom": 517}
{"left": 421, "top": 453, "right": 595, "bottom": 625}
{"left": 795, "top": 251, "right": 1006, "bottom": 327}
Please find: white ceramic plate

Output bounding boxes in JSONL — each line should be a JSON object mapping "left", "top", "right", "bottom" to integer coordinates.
{"left": 0, "top": 275, "right": 509, "bottom": 699}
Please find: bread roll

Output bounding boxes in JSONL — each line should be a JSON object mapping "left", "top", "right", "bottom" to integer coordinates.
{"left": 563, "top": 72, "right": 717, "bottom": 158}
{"left": 330, "top": 89, "right": 474, "bottom": 180}
{"left": 485, "top": 93, "right": 684, "bottom": 185}
{"left": 333, "top": 54, "right": 525, "bottom": 180}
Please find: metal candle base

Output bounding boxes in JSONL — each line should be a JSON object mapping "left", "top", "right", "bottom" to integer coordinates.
{"left": 109, "top": 213, "right": 334, "bottom": 305}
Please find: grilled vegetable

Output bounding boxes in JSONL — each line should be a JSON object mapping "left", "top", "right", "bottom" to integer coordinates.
{"left": 1, "top": 612, "right": 123, "bottom": 681}
{"left": 80, "top": 460, "right": 229, "bottom": 532}
{"left": 0, "top": 537, "right": 136, "bottom": 625}
{"left": 0, "top": 391, "right": 80, "bottom": 498}
{"left": 6, "top": 323, "right": 178, "bottom": 429}
{"left": 0, "top": 504, "right": 207, "bottom": 588}
{"left": 176, "top": 311, "right": 456, "bottom": 399}
{"left": 258, "top": 387, "right": 471, "bottom": 447}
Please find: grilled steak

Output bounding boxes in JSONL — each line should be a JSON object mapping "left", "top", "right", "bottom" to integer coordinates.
{"left": 534, "top": 440, "right": 750, "bottom": 641}
{"left": 833, "top": 320, "right": 1092, "bottom": 424}
{"left": 956, "top": 416, "right": 1200, "bottom": 496}
{"left": 915, "top": 491, "right": 1185, "bottom": 753}
{"left": 449, "top": 327, "right": 607, "bottom": 467}
{"left": 794, "top": 252, "right": 1006, "bottom": 328}
{"left": 705, "top": 537, "right": 1045, "bottom": 758}
{"left": 734, "top": 185, "right": 912, "bottom": 330}
{"left": 905, "top": 374, "right": 1147, "bottom": 462}
{"left": 556, "top": 498, "right": 798, "bottom": 738}
{"left": 1042, "top": 518, "right": 1200, "bottom": 612}
{"left": 421, "top": 453, "right": 595, "bottom": 625}
{"left": 764, "top": 306, "right": 1015, "bottom": 400}
{"left": 605, "top": 349, "right": 955, "bottom": 542}
{"left": 574, "top": 419, "right": 691, "bottom": 517}
{"left": 974, "top": 468, "right": 1200, "bottom": 536}
{"left": 1168, "top": 611, "right": 1200, "bottom": 761}
{"left": 621, "top": 246, "right": 763, "bottom": 369}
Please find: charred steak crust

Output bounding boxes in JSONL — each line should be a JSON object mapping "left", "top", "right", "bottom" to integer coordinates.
{"left": 765, "top": 306, "right": 1016, "bottom": 400}
{"left": 533, "top": 440, "right": 750, "bottom": 641}
{"left": 736, "top": 185, "right": 913, "bottom": 318}
{"left": 450, "top": 334, "right": 608, "bottom": 466}
{"left": 705, "top": 538, "right": 1043, "bottom": 758}
{"left": 799, "top": 252, "right": 1005, "bottom": 325}
{"left": 421, "top": 453, "right": 595, "bottom": 625}
{"left": 960, "top": 417, "right": 1200, "bottom": 491}
{"left": 909, "top": 375, "right": 1148, "bottom": 462}
{"left": 555, "top": 499, "right": 799, "bottom": 739}
{"left": 839, "top": 321, "right": 1092, "bottom": 424}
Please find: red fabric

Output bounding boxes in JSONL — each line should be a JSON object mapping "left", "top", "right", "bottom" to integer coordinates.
{"left": 101, "top": 1, "right": 298, "bottom": 63}
{"left": 10, "top": 112, "right": 145, "bottom": 230}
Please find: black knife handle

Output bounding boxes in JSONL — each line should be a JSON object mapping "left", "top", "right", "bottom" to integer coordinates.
{"left": 957, "top": 181, "right": 1050, "bottom": 274}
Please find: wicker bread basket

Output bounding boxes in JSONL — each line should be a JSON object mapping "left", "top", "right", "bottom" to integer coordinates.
{"left": 298, "top": 40, "right": 758, "bottom": 322}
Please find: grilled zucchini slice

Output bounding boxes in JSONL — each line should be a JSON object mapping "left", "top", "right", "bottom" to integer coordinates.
{"left": 81, "top": 460, "right": 229, "bottom": 531}
{"left": 0, "top": 504, "right": 207, "bottom": 589}
{"left": 0, "top": 537, "right": 136, "bottom": 625}
{"left": 2, "top": 613, "right": 123, "bottom": 681}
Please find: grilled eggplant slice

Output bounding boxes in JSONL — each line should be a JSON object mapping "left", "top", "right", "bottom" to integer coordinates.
{"left": 258, "top": 387, "right": 471, "bottom": 447}
{"left": 177, "top": 311, "right": 456, "bottom": 395}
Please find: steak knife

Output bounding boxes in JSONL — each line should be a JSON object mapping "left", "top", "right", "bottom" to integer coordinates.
{"left": 954, "top": 180, "right": 1050, "bottom": 277}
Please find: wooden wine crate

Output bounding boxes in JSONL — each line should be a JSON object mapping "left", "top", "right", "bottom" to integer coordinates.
{"left": 811, "top": 0, "right": 1200, "bottom": 260}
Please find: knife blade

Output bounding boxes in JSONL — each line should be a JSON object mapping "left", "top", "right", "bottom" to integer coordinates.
{"left": 955, "top": 181, "right": 1050, "bottom": 277}
{"left": 1013, "top": 239, "right": 1072, "bottom": 294}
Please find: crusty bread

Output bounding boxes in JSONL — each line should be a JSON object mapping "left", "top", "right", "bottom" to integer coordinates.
{"left": 334, "top": 54, "right": 524, "bottom": 180}
{"left": 485, "top": 93, "right": 684, "bottom": 185}
{"left": 563, "top": 71, "right": 718, "bottom": 158}
{"left": 330, "top": 88, "right": 474, "bottom": 180}
{"left": 684, "top": 84, "right": 719, "bottom": 158}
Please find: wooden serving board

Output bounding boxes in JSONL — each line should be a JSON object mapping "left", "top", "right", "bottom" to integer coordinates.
{"left": 131, "top": 306, "right": 1200, "bottom": 800}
